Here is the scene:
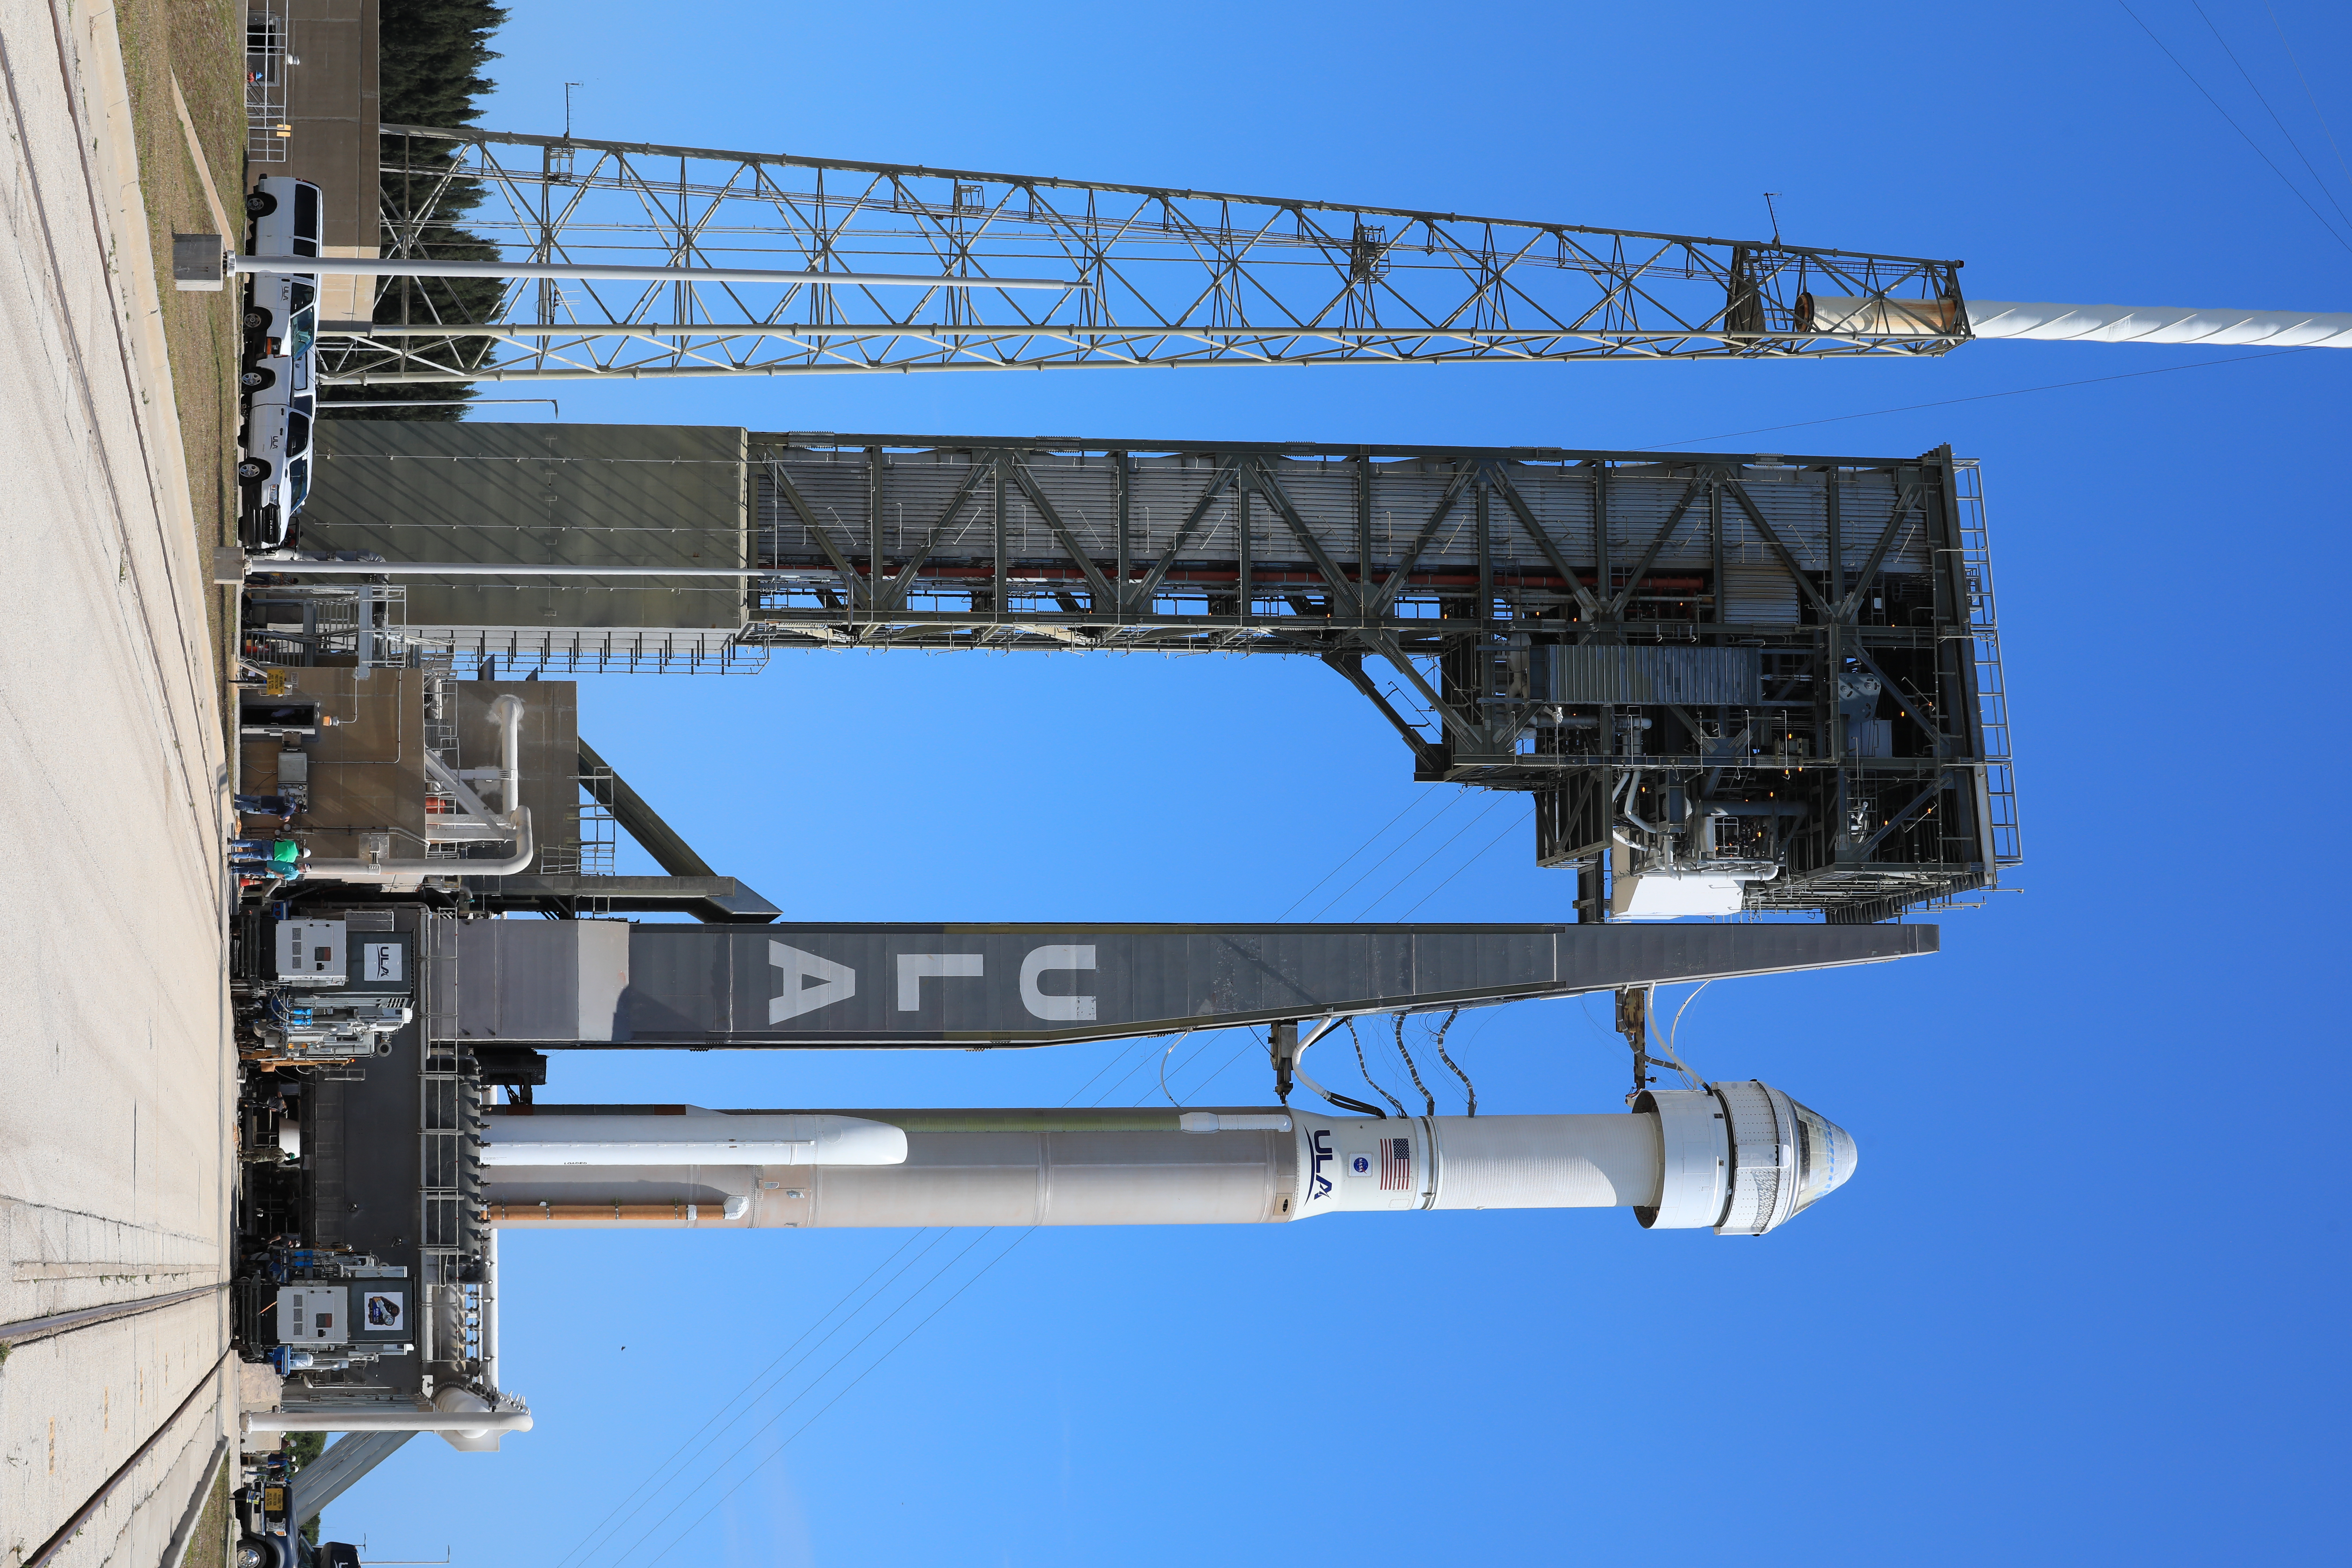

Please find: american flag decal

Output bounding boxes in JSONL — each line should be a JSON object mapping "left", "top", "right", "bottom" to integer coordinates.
{"left": 1379, "top": 1135, "right": 1412, "bottom": 1191}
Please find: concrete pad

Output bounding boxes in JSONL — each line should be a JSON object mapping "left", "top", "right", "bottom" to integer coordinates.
{"left": 0, "top": 0, "right": 235, "bottom": 1561}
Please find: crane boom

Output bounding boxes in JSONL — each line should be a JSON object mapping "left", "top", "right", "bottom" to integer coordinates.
{"left": 324, "top": 124, "right": 1968, "bottom": 385}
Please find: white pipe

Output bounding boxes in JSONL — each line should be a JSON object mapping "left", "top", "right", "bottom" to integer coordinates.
{"left": 243, "top": 1408, "right": 533, "bottom": 1434}
{"left": 455, "top": 808, "right": 534, "bottom": 875}
{"left": 488, "top": 694, "right": 524, "bottom": 821}
{"left": 430, "top": 1386, "right": 514, "bottom": 1451}
{"left": 313, "top": 698, "right": 534, "bottom": 882}
{"left": 1965, "top": 299, "right": 2352, "bottom": 347}
{"left": 304, "top": 806, "right": 533, "bottom": 884}
{"left": 226, "top": 254, "right": 1077, "bottom": 290}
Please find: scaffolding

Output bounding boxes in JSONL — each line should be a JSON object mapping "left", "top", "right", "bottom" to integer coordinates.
{"left": 240, "top": 582, "right": 415, "bottom": 668}
{"left": 243, "top": 1, "right": 292, "bottom": 163}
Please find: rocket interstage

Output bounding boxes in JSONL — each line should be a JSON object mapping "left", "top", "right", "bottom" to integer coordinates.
{"left": 481, "top": 1086, "right": 1855, "bottom": 1238}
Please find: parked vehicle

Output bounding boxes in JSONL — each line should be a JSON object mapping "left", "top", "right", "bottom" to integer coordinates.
{"left": 242, "top": 270, "right": 316, "bottom": 393}
{"left": 239, "top": 177, "right": 322, "bottom": 549}
{"left": 245, "top": 173, "right": 321, "bottom": 262}
{"left": 237, "top": 390, "right": 312, "bottom": 549}
{"left": 230, "top": 1443, "right": 362, "bottom": 1568}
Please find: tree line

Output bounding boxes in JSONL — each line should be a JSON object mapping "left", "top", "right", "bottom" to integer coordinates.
{"left": 330, "top": 0, "right": 510, "bottom": 419}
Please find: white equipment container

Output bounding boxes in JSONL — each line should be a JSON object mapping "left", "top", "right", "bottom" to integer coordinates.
{"left": 274, "top": 919, "right": 345, "bottom": 985}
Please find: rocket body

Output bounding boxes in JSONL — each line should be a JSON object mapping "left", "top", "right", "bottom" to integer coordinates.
{"left": 482, "top": 1086, "right": 1850, "bottom": 1237}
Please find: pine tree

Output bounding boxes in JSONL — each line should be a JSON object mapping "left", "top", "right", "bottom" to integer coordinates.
{"left": 329, "top": 1, "right": 511, "bottom": 419}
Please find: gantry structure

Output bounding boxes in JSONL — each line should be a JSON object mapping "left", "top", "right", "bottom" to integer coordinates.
{"left": 291, "top": 424, "right": 2022, "bottom": 924}
{"left": 323, "top": 125, "right": 1972, "bottom": 384}
{"left": 735, "top": 433, "right": 2018, "bottom": 921}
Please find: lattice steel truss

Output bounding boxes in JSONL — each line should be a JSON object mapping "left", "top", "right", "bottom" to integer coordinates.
{"left": 323, "top": 125, "right": 1971, "bottom": 385}
{"left": 740, "top": 434, "right": 2018, "bottom": 919}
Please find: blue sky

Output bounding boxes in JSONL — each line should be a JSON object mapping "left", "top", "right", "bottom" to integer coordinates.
{"left": 330, "top": 2, "right": 2348, "bottom": 1563}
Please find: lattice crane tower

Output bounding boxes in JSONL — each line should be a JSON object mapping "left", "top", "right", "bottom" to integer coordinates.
{"left": 326, "top": 125, "right": 1981, "bottom": 385}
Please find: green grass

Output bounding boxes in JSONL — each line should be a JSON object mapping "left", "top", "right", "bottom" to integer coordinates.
{"left": 115, "top": 0, "right": 246, "bottom": 738}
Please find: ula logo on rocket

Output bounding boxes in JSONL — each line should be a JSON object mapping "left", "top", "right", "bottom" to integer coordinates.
{"left": 1308, "top": 1128, "right": 1334, "bottom": 1202}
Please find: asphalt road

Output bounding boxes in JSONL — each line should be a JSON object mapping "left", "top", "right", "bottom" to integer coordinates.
{"left": 0, "top": 2, "right": 238, "bottom": 1563}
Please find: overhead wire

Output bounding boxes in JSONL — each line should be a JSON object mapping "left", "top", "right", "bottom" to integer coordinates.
{"left": 633, "top": 1225, "right": 1035, "bottom": 1568}
{"left": 1091, "top": 797, "right": 1458, "bottom": 1111}
{"left": 2114, "top": 0, "right": 2352, "bottom": 253}
{"left": 567, "top": 745, "right": 1526, "bottom": 1565}
{"left": 1394, "top": 806, "right": 1530, "bottom": 919}
{"left": 611, "top": 1226, "right": 1018, "bottom": 1568}
{"left": 547, "top": 1226, "right": 956, "bottom": 1568}
{"left": 1306, "top": 789, "right": 1474, "bottom": 919}
{"left": 1636, "top": 345, "right": 2316, "bottom": 450}
{"left": 1274, "top": 790, "right": 1444, "bottom": 918}
{"left": 1056, "top": 1031, "right": 1154, "bottom": 1106}
{"left": 1349, "top": 796, "right": 1507, "bottom": 918}
{"left": 1168, "top": 1028, "right": 1271, "bottom": 1107}
{"left": 599, "top": 950, "right": 1234, "bottom": 1566}
{"left": 1148, "top": 1029, "right": 1224, "bottom": 1105}
{"left": 1084, "top": 1032, "right": 1186, "bottom": 1106}
{"left": 2263, "top": 1, "right": 2352, "bottom": 201}
{"left": 585, "top": 975, "right": 1197, "bottom": 1567}
{"left": 2192, "top": 0, "right": 2352, "bottom": 233}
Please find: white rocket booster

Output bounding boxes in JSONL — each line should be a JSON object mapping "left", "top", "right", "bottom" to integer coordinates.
{"left": 480, "top": 1082, "right": 1855, "bottom": 1239}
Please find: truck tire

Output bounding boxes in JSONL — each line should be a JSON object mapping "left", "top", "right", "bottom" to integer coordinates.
{"left": 240, "top": 368, "right": 276, "bottom": 392}
{"left": 237, "top": 458, "right": 269, "bottom": 482}
{"left": 245, "top": 191, "right": 278, "bottom": 217}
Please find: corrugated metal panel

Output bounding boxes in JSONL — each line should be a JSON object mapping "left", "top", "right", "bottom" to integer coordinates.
{"left": 1721, "top": 564, "right": 1802, "bottom": 627}
{"left": 1537, "top": 646, "right": 1761, "bottom": 706}
{"left": 307, "top": 422, "right": 748, "bottom": 631}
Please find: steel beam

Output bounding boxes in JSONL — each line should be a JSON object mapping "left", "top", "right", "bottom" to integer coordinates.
{"left": 287, "top": 1432, "right": 416, "bottom": 1525}
{"left": 470, "top": 920, "right": 1942, "bottom": 1048}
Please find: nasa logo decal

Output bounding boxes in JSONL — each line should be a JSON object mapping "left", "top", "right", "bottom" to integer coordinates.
{"left": 1350, "top": 1154, "right": 1371, "bottom": 1176}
